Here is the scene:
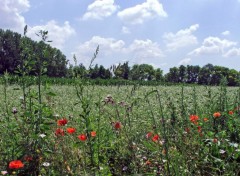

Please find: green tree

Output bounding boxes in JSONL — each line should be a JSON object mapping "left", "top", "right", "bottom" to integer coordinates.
{"left": 130, "top": 64, "right": 155, "bottom": 81}
{"left": 155, "top": 68, "right": 164, "bottom": 81}
{"left": 198, "top": 64, "right": 214, "bottom": 85}
{"left": 227, "top": 69, "right": 239, "bottom": 86}
{"left": 178, "top": 65, "right": 187, "bottom": 83}
{"left": 0, "top": 28, "right": 68, "bottom": 77}
{"left": 210, "top": 66, "right": 229, "bottom": 85}
{"left": 186, "top": 65, "right": 200, "bottom": 83}
{"left": 112, "top": 62, "right": 130, "bottom": 79}
{"left": 165, "top": 67, "right": 179, "bottom": 83}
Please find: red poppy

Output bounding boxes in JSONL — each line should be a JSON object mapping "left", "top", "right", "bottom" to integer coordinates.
{"left": 213, "top": 112, "right": 221, "bottom": 118}
{"left": 78, "top": 134, "right": 87, "bottom": 141}
{"left": 145, "top": 160, "right": 151, "bottom": 165}
{"left": 114, "top": 122, "right": 121, "bottom": 129}
{"left": 228, "top": 111, "right": 234, "bottom": 115}
{"left": 55, "top": 128, "right": 64, "bottom": 136}
{"left": 213, "top": 138, "right": 218, "bottom": 143}
{"left": 9, "top": 160, "right": 24, "bottom": 169}
{"left": 203, "top": 118, "right": 209, "bottom": 122}
{"left": 190, "top": 115, "right": 199, "bottom": 124}
{"left": 146, "top": 132, "right": 153, "bottom": 139}
{"left": 66, "top": 128, "right": 76, "bottom": 134}
{"left": 152, "top": 134, "right": 159, "bottom": 142}
{"left": 57, "top": 118, "right": 68, "bottom": 126}
{"left": 91, "top": 131, "right": 96, "bottom": 137}
{"left": 197, "top": 126, "right": 202, "bottom": 133}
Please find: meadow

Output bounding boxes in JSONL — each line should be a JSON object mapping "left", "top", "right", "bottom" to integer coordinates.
{"left": 0, "top": 79, "right": 240, "bottom": 175}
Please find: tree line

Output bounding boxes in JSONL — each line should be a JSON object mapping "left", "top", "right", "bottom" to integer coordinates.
{"left": 70, "top": 62, "right": 240, "bottom": 86}
{"left": 0, "top": 29, "right": 239, "bottom": 86}
{"left": 0, "top": 28, "right": 68, "bottom": 77}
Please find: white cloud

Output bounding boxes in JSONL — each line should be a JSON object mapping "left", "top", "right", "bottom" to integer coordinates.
{"left": 163, "top": 24, "right": 199, "bottom": 51}
{"left": 121, "top": 26, "right": 130, "bottom": 34}
{"left": 73, "top": 37, "right": 164, "bottom": 66}
{"left": 223, "top": 47, "right": 240, "bottom": 57}
{"left": 129, "top": 39, "right": 164, "bottom": 59}
{"left": 221, "top": 31, "right": 230, "bottom": 36}
{"left": 73, "top": 36, "right": 126, "bottom": 65}
{"left": 0, "top": 0, "right": 30, "bottom": 32}
{"left": 82, "top": 0, "right": 119, "bottom": 20}
{"left": 189, "top": 37, "right": 237, "bottom": 56}
{"left": 178, "top": 58, "right": 192, "bottom": 65}
{"left": 117, "top": 0, "right": 167, "bottom": 25}
{"left": 27, "top": 20, "right": 76, "bottom": 50}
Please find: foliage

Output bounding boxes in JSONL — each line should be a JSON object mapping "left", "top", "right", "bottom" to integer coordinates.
{"left": 0, "top": 28, "right": 68, "bottom": 77}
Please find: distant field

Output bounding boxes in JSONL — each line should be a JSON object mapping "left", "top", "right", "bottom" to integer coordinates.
{"left": 1, "top": 84, "right": 240, "bottom": 175}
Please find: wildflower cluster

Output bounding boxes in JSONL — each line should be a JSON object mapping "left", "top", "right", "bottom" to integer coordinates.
{"left": 55, "top": 118, "right": 96, "bottom": 141}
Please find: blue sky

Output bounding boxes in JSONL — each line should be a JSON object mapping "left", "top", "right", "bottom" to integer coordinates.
{"left": 1, "top": 0, "right": 240, "bottom": 73}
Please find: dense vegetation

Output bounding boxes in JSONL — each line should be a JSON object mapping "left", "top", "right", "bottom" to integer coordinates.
{"left": 0, "top": 27, "right": 240, "bottom": 175}
{"left": 1, "top": 28, "right": 240, "bottom": 86}
{"left": 0, "top": 28, "right": 68, "bottom": 77}
{"left": 0, "top": 80, "right": 240, "bottom": 175}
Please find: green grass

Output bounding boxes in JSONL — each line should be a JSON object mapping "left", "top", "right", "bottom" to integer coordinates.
{"left": 0, "top": 84, "right": 240, "bottom": 175}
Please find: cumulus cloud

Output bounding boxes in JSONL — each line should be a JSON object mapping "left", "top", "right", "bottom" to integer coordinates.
{"left": 73, "top": 36, "right": 164, "bottom": 65}
{"left": 0, "top": 0, "right": 30, "bottom": 32}
{"left": 189, "top": 37, "right": 237, "bottom": 56}
{"left": 27, "top": 20, "right": 76, "bottom": 49}
{"left": 128, "top": 39, "right": 164, "bottom": 59}
{"left": 73, "top": 36, "right": 126, "bottom": 64}
{"left": 82, "top": 0, "right": 119, "bottom": 20}
{"left": 178, "top": 58, "right": 192, "bottom": 65}
{"left": 221, "top": 31, "right": 230, "bottom": 36}
{"left": 223, "top": 47, "right": 240, "bottom": 57}
{"left": 163, "top": 24, "right": 199, "bottom": 51}
{"left": 117, "top": 0, "right": 167, "bottom": 25}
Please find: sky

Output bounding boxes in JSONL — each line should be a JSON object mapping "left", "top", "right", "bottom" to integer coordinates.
{"left": 1, "top": 0, "right": 240, "bottom": 73}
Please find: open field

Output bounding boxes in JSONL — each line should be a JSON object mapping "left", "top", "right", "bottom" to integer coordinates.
{"left": 0, "top": 84, "right": 240, "bottom": 175}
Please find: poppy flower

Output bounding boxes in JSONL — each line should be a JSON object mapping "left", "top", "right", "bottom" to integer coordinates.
{"left": 55, "top": 128, "right": 64, "bottom": 136}
{"left": 203, "top": 118, "right": 209, "bottom": 122}
{"left": 197, "top": 126, "right": 202, "bottom": 133}
{"left": 9, "top": 160, "right": 24, "bottom": 169}
{"left": 145, "top": 160, "right": 151, "bottom": 165}
{"left": 213, "top": 112, "right": 221, "bottom": 118}
{"left": 152, "top": 134, "right": 159, "bottom": 142}
{"left": 57, "top": 119, "right": 68, "bottom": 126}
{"left": 78, "top": 134, "right": 87, "bottom": 141}
{"left": 228, "top": 111, "right": 234, "bottom": 115}
{"left": 91, "top": 131, "right": 96, "bottom": 137}
{"left": 66, "top": 128, "right": 76, "bottom": 134}
{"left": 114, "top": 122, "right": 121, "bottom": 129}
{"left": 213, "top": 138, "right": 218, "bottom": 143}
{"left": 146, "top": 132, "right": 153, "bottom": 139}
{"left": 189, "top": 115, "right": 199, "bottom": 124}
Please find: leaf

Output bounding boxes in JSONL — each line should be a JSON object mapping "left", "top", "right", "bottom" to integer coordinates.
{"left": 46, "top": 91, "right": 57, "bottom": 96}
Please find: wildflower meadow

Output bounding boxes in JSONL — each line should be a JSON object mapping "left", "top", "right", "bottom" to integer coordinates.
{"left": 0, "top": 28, "right": 240, "bottom": 175}
{"left": 0, "top": 81, "right": 240, "bottom": 175}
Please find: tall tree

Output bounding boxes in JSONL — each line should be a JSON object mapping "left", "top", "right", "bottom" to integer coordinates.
{"left": 165, "top": 67, "right": 179, "bottom": 83}
{"left": 112, "top": 62, "right": 130, "bottom": 79}
{"left": 0, "top": 28, "right": 68, "bottom": 77}
{"left": 186, "top": 65, "right": 200, "bottom": 83}
{"left": 198, "top": 64, "right": 214, "bottom": 85}
{"left": 130, "top": 64, "right": 155, "bottom": 81}
{"left": 155, "top": 68, "right": 164, "bottom": 81}
{"left": 178, "top": 65, "right": 187, "bottom": 83}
